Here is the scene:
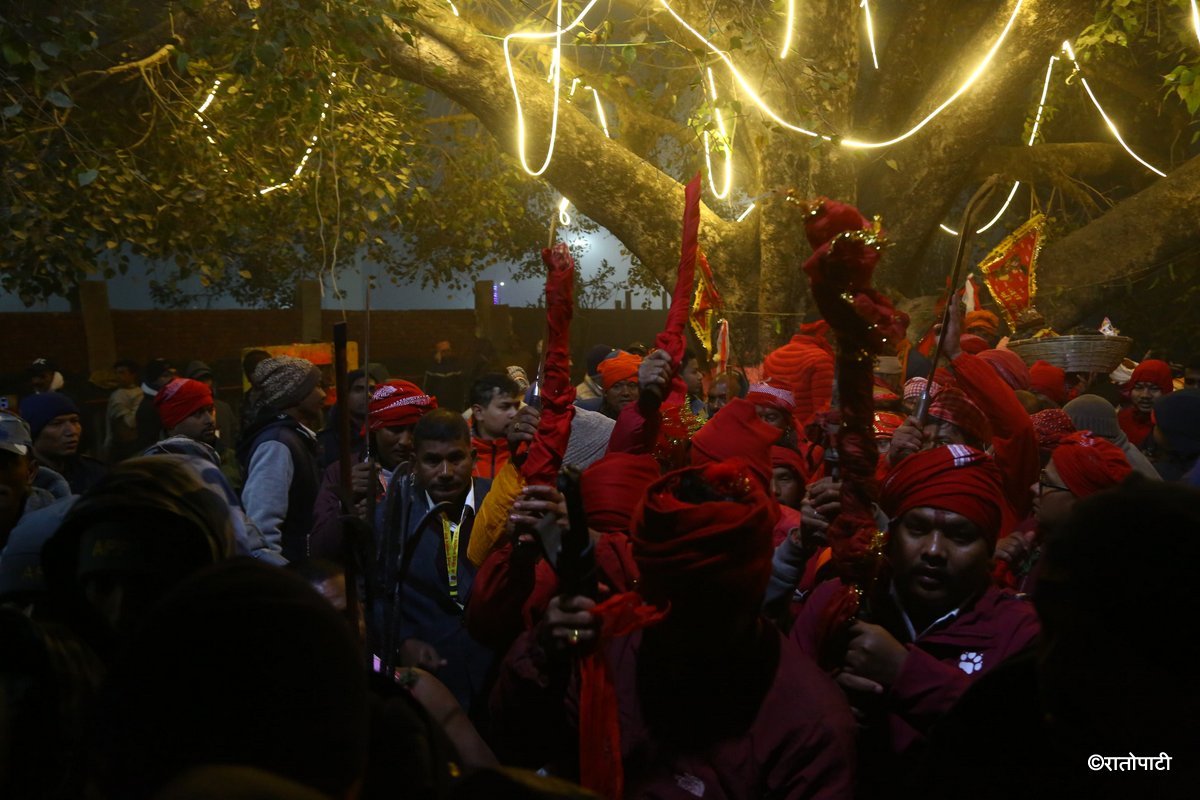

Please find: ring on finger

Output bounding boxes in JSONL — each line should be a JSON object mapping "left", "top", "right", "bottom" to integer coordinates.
{"left": 567, "top": 629, "right": 581, "bottom": 645}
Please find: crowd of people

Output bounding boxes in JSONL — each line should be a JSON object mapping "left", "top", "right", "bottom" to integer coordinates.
{"left": 2, "top": 261, "right": 1199, "bottom": 798}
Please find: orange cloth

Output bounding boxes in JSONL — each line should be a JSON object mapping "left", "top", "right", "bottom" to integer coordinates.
{"left": 762, "top": 334, "right": 835, "bottom": 427}
{"left": 466, "top": 460, "right": 525, "bottom": 567}
{"left": 597, "top": 351, "right": 642, "bottom": 391}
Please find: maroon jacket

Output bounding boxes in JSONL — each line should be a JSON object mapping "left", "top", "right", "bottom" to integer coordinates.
{"left": 491, "top": 624, "right": 857, "bottom": 799}
{"left": 791, "top": 579, "right": 1040, "bottom": 756}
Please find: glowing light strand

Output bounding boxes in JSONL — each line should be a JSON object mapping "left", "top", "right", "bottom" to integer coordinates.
{"left": 861, "top": 0, "right": 879, "bottom": 70}
{"left": 260, "top": 73, "right": 337, "bottom": 196}
{"left": 939, "top": 54, "right": 1057, "bottom": 236}
{"left": 702, "top": 67, "right": 733, "bottom": 199}
{"left": 1062, "top": 41, "right": 1165, "bottom": 177}
{"left": 446, "top": 0, "right": 460, "bottom": 16}
{"left": 1192, "top": 0, "right": 1200, "bottom": 46}
{"left": 780, "top": 0, "right": 796, "bottom": 59}
{"left": 192, "top": 79, "right": 221, "bottom": 145}
{"left": 504, "top": 0, "right": 603, "bottom": 176}
{"left": 657, "top": 0, "right": 1025, "bottom": 149}
{"left": 736, "top": 202, "right": 756, "bottom": 222}
{"left": 558, "top": 196, "right": 571, "bottom": 226}
{"left": 568, "top": 78, "right": 610, "bottom": 138}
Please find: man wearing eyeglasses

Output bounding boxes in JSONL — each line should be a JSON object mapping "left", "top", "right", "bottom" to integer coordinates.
{"left": 1032, "top": 431, "right": 1133, "bottom": 539}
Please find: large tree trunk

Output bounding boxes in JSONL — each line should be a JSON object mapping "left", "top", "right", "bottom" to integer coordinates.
{"left": 1038, "top": 152, "right": 1200, "bottom": 328}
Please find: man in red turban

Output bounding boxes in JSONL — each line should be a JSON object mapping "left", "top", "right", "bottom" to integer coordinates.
{"left": 791, "top": 445, "right": 1039, "bottom": 768}
{"left": 761, "top": 321, "right": 835, "bottom": 427}
{"left": 689, "top": 397, "right": 781, "bottom": 486}
{"left": 490, "top": 459, "right": 856, "bottom": 798}
{"left": 1119, "top": 358, "right": 1174, "bottom": 449}
{"left": 1029, "top": 360, "right": 1068, "bottom": 407}
{"left": 595, "top": 351, "right": 642, "bottom": 420}
{"left": 1033, "top": 431, "right": 1133, "bottom": 536}
{"left": 154, "top": 378, "right": 216, "bottom": 447}
{"left": 964, "top": 309, "right": 1001, "bottom": 343}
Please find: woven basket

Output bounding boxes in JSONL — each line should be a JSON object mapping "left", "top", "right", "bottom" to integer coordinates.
{"left": 1006, "top": 335, "right": 1132, "bottom": 374}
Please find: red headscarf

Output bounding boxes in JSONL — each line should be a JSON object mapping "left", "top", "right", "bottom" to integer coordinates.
{"left": 978, "top": 348, "right": 1031, "bottom": 391}
{"left": 632, "top": 459, "right": 778, "bottom": 607}
{"left": 1029, "top": 360, "right": 1067, "bottom": 405}
{"left": 581, "top": 452, "right": 660, "bottom": 533}
{"left": 154, "top": 378, "right": 213, "bottom": 431}
{"left": 881, "top": 445, "right": 1006, "bottom": 543}
{"left": 1050, "top": 431, "right": 1133, "bottom": 498}
{"left": 597, "top": 351, "right": 642, "bottom": 391}
{"left": 1030, "top": 408, "right": 1076, "bottom": 455}
{"left": 770, "top": 445, "right": 809, "bottom": 482}
{"left": 689, "top": 398, "right": 781, "bottom": 485}
{"left": 746, "top": 378, "right": 796, "bottom": 411}
{"left": 1127, "top": 359, "right": 1174, "bottom": 394}
{"left": 368, "top": 380, "right": 437, "bottom": 430}
{"left": 959, "top": 334, "right": 990, "bottom": 355}
{"left": 929, "top": 386, "right": 993, "bottom": 446}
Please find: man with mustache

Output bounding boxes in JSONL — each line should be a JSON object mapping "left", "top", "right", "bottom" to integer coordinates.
{"left": 19, "top": 391, "right": 106, "bottom": 495}
{"left": 378, "top": 408, "right": 494, "bottom": 715}
{"left": 791, "top": 445, "right": 1040, "bottom": 785}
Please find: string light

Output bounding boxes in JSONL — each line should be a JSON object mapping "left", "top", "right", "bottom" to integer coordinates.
{"left": 940, "top": 54, "right": 1057, "bottom": 236}
{"left": 657, "top": 0, "right": 1025, "bottom": 149}
{"left": 447, "top": 0, "right": 460, "bottom": 16}
{"left": 504, "top": 0, "right": 603, "bottom": 176}
{"left": 736, "top": 202, "right": 756, "bottom": 222}
{"left": 558, "top": 196, "right": 572, "bottom": 226}
{"left": 780, "top": 0, "right": 796, "bottom": 59}
{"left": 1192, "top": 0, "right": 1200, "bottom": 46}
{"left": 861, "top": 0, "right": 879, "bottom": 70}
{"left": 260, "top": 73, "right": 337, "bottom": 195}
{"left": 567, "top": 77, "right": 610, "bottom": 138}
{"left": 702, "top": 67, "right": 733, "bottom": 199}
{"left": 1061, "top": 41, "right": 1165, "bottom": 177}
{"left": 196, "top": 79, "right": 221, "bottom": 114}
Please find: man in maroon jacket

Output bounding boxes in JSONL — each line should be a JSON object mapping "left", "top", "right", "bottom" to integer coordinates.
{"left": 791, "top": 445, "right": 1039, "bottom": 788}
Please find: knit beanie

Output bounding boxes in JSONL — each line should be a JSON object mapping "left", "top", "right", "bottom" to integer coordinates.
{"left": 252, "top": 357, "right": 322, "bottom": 412}
{"left": 19, "top": 392, "right": 80, "bottom": 440}
{"left": 1063, "top": 395, "right": 1123, "bottom": 443}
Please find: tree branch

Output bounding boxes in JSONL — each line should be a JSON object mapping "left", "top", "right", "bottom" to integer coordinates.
{"left": 70, "top": 44, "right": 177, "bottom": 82}
{"left": 971, "top": 142, "right": 1129, "bottom": 181}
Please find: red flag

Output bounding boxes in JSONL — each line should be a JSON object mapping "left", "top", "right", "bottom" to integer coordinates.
{"left": 978, "top": 213, "right": 1045, "bottom": 331}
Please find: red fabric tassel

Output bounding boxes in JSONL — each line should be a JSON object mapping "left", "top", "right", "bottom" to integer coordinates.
{"left": 522, "top": 244, "right": 577, "bottom": 485}
{"left": 578, "top": 592, "right": 668, "bottom": 799}
{"left": 654, "top": 173, "right": 703, "bottom": 405}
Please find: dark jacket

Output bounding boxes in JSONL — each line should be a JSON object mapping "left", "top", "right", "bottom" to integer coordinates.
{"left": 238, "top": 413, "right": 321, "bottom": 563}
{"left": 373, "top": 472, "right": 494, "bottom": 714}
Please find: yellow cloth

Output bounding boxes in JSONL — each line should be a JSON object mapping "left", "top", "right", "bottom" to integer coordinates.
{"left": 467, "top": 460, "right": 526, "bottom": 567}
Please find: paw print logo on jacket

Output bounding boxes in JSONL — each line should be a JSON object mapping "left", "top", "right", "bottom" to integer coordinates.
{"left": 958, "top": 651, "right": 984, "bottom": 675}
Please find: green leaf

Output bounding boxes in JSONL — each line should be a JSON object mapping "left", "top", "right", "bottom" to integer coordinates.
{"left": 885, "top": 158, "right": 899, "bottom": 171}
{"left": 40, "top": 41, "right": 62, "bottom": 58}
{"left": 621, "top": 44, "right": 636, "bottom": 66}
{"left": 176, "top": 50, "right": 189, "bottom": 73}
{"left": 2, "top": 103, "right": 21, "bottom": 118}
{"left": 44, "top": 90, "right": 74, "bottom": 108}
{"left": 3, "top": 44, "right": 24, "bottom": 64}
{"left": 28, "top": 52, "right": 48, "bottom": 72}
{"left": 77, "top": 169, "right": 98, "bottom": 187}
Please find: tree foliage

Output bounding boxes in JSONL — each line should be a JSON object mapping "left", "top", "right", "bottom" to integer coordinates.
{"left": 2, "top": 0, "right": 1198, "bottom": 351}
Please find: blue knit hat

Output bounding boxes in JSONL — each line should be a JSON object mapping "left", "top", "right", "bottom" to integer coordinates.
{"left": 18, "top": 392, "right": 80, "bottom": 440}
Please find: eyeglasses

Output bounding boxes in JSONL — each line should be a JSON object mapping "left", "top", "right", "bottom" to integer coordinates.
{"left": 1038, "top": 470, "right": 1072, "bottom": 494}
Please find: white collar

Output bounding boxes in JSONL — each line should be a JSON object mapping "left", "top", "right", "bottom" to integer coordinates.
{"left": 890, "top": 581, "right": 967, "bottom": 641}
{"left": 425, "top": 482, "right": 476, "bottom": 526}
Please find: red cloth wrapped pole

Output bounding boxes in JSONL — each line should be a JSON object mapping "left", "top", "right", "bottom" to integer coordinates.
{"left": 801, "top": 199, "right": 899, "bottom": 633}
{"left": 651, "top": 172, "right": 703, "bottom": 406}
{"left": 521, "top": 244, "right": 577, "bottom": 485}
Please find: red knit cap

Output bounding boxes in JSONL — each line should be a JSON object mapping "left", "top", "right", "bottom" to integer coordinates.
{"left": 746, "top": 378, "right": 796, "bottom": 411}
{"left": 154, "top": 378, "right": 214, "bottom": 431}
{"left": 597, "top": 351, "right": 642, "bottom": 391}
{"left": 1050, "top": 431, "right": 1133, "bottom": 498}
{"left": 1029, "top": 360, "right": 1067, "bottom": 405}
{"left": 581, "top": 452, "right": 661, "bottom": 533}
{"left": 690, "top": 397, "right": 781, "bottom": 486}
{"left": 632, "top": 459, "right": 779, "bottom": 606}
{"left": 978, "top": 348, "right": 1031, "bottom": 391}
{"left": 368, "top": 380, "right": 437, "bottom": 431}
{"left": 929, "top": 386, "right": 993, "bottom": 446}
{"left": 881, "top": 445, "right": 1006, "bottom": 543}
{"left": 1127, "top": 359, "right": 1174, "bottom": 395}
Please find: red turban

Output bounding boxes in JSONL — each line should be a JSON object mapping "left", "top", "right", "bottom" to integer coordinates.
{"left": 1029, "top": 360, "right": 1067, "bottom": 405}
{"left": 881, "top": 445, "right": 1006, "bottom": 543}
{"left": 1127, "top": 359, "right": 1174, "bottom": 395}
{"left": 632, "top": 459, "right": 779, "bottom": 607}
{"left": 1030, "top": 408, "right": 1075, "bottom": 454}
{"left": 746, "top": 379, "right": 796, "bottom": 411}
{"left": 690, "top": 398, "right": 781, "bottom": 485}
{"left": 873, "top": 411, "right": 905, "bottom": 439}
{"left": 597, "top": 351, "right": 641, "bottom": 391}
{"left": 581, "top": 452, "right": 660, "bottom": 533}
{"left": 154, "top": 378, "right": 213, "bottom": 431}
{"left": 978, "top": 348, "right": 1031, "bottom": 391}
{"left": 929, "top": 387, "right": 993, "bottom": 446}
{"left": 368, "top": 380, "right": 437, "bottom": 430}
{"left": 1050, "top": 431, "right": 1133, "bottom": 498}
{"left": 964, "top": 309, "right": 1000, "bottom": 337}
{"left": 770, "top": 445, "right": 808, "bottom": 481}
{"left": 959, "top": 334, "right": 989, "bottom": 355}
